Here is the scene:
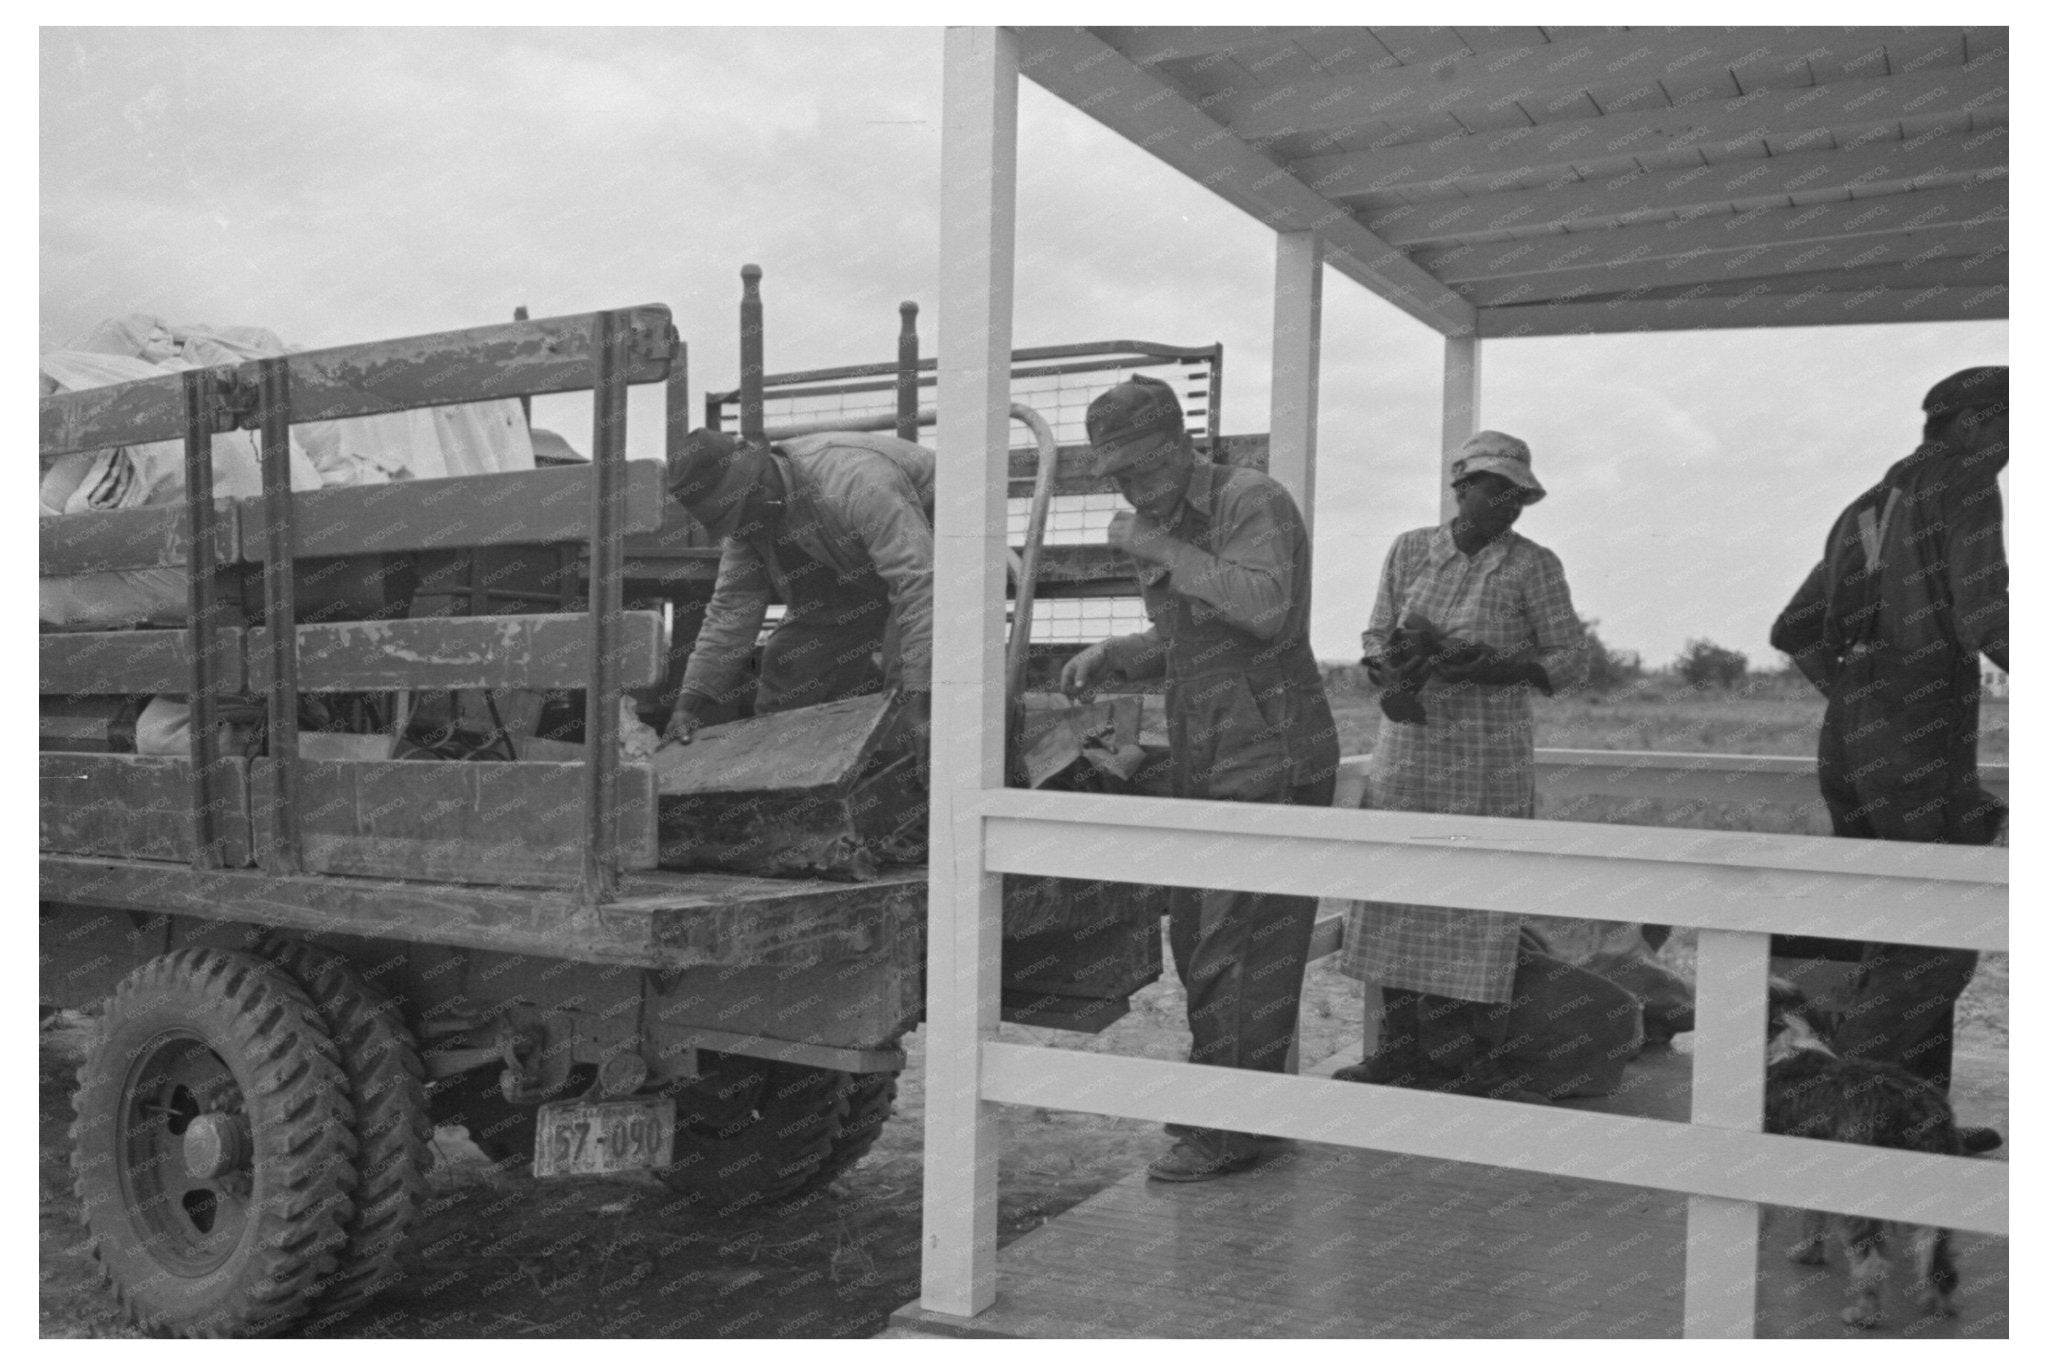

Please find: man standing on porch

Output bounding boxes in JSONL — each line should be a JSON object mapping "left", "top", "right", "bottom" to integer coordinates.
{"left": 1769, "top": 365, "right": 2008, "bottom": 1156}
{"left": 1060, "top": 375, "right": 1340, "bottom": 1182}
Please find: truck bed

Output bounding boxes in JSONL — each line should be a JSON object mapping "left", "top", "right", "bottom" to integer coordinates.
{"left": 41, "top": 854, "right": 926, "bottom": 971}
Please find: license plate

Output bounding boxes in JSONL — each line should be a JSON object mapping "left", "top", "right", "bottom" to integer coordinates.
{"left": 532, "top": 1098, "right": 675, "bottom": 1178}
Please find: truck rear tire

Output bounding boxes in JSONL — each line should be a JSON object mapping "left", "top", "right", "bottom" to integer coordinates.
{"left": 656, "top": 1052, "right": 849, "bottom": 1218}
{"left": 259, "top": 940, "right": 430, "bottom": 1322}
{"left": 70, "top": 949, "right": 358, "bottom": 1337}
{"left": 799, "top": 1070, "right": 898, "bottom": 1195}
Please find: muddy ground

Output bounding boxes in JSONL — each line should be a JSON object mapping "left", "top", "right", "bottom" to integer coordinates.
{"left": 38, "top": 940, "right": 2008, "bottom": 1340}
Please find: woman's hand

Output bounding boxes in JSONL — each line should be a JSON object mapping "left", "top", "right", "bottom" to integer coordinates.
{"left": 1435, "top": 645, "right": 1553, "bottom": 694}
{"left": 1363, "top": 652, "right": 1431, "bottom": 690}
{"left": 1430, "top": 640, "right": 1496, "bottom": 676}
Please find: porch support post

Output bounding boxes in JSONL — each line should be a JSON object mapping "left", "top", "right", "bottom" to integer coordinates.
{"left": 920, "top": 22, "right": 1017, "bottom": 1321}
{"left": 1439, "top": 334, "right": 1482, "bottom": 523}
{"left": 1683, "top": 928, "right": 1769, "bottom": 1336}
{"left": 1268, "top": 229, "right": 1322, "bottom": 536}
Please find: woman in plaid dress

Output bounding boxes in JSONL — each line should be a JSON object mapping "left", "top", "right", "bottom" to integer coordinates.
{"left": 1337, "top": 431, "right": 1642, "bottom": 1101}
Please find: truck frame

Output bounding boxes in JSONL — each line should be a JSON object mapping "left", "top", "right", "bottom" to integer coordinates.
{"left": 39, "top": 294, "right": 1177, "bottom": 1336}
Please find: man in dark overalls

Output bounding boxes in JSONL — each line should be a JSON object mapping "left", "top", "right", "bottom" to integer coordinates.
{"left": 662, "top": 428, "right": 935, "bottom": 743}
{"left": 1061, "top": 377, "right": 1340, "bottom": 1181}
{"left": 1772, "top": 365, "right": 2008, "bottom": 1155}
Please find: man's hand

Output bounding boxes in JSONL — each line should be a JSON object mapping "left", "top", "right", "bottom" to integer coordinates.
{"left": 1106, "top": 509, "right": 1174, "bottom": 566}
{"left": 1060, "top": 642, "right": 1115, "bottom": 701}
{"left": 660, "top": 702, "right": 702, "bottom": 748}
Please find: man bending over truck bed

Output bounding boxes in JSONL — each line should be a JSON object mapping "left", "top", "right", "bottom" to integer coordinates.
{"left": 663, "top": 427, "right": 935, "bottom": 745}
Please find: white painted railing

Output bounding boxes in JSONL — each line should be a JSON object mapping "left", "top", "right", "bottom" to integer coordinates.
{"left": 1303, "top": 748, "right": 2009, "bottom": 966}
{"left": 924, "top": 741, "right": 2009, "bottom": 1335}
{"left": 973, "top": 787, "right": 2007, "bottom": 1337}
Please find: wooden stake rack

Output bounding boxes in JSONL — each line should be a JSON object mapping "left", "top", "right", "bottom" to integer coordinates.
{"left": 39, "top": 305, "right": 686, "bottom": 901}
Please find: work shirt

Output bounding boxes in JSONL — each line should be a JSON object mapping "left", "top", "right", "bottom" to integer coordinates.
{"left": 1098, "top": 462, "right": 1337, "bottom": 799}
{"left": 1771, "top": 439, "right": 2009, "bottom": 684}
{"left": 679, "top": 432, "right": 936, "bottom": 708}
{"left": 1341, "top": 524, "right": 1588, "bottom": 1003}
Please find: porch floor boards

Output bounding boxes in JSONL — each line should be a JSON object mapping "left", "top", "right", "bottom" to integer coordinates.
{"left": 890, "top": 1045, "right": 2008, "bottom": 1339}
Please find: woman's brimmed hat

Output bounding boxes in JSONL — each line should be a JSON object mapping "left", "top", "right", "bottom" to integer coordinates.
{"left": 1450, "top": 430, "right": 1545, "bottom": 504}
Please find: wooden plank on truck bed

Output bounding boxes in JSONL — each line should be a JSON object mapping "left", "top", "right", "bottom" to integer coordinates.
{"left": 40, "top": 754, "right": 252, "bottom": 865}
{"left": 39, "top": 371, "right": 196, "bottom": 462}
{"left": 253, "top": 758, "right": 658, "bottom": 886}
{"left": 621, "top": 549, "right": 722, "bottom": 587}
{"left": 247, "top": 610, "right": 662, "bottom": 690}
{"left": 41, "top": 629, "right": 248, "bottom": 694}
{"left": 239, "top": 461, "right": 667, "bottom": 558}
{"left": 40, "top": 502, "right": 241, "bottom": 575}
{"left": 278, "top": 306, "right": 673, "bottom": 424}
{"left": 40, "top": 855, "right": 927, "bottom": 970}
{"left": 38, "top": 308, "right": 675, "bottom": 457}
{"left": 618, "top": 498, "right": 724, "bottom": 584}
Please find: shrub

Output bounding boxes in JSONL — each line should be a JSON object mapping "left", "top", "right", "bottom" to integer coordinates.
{"left": 1581, "top": 616, "right": 1644, "bottom": 693}
{"left": 1676, "top": 638, "right": 1748, "bottom": 689}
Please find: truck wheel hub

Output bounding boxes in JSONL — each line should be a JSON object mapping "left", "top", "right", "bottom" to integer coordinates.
{"left": 182, "top": 1112, "right": 251, "bottom": 1180}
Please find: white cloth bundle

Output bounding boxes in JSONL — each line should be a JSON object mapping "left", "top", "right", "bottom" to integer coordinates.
{"left": 40, "top": 314, "right": 536, "bottom": 628}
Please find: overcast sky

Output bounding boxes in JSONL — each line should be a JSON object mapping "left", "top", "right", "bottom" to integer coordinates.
{"left": 40, "top": 26, "right": 2009, "bottom": 666}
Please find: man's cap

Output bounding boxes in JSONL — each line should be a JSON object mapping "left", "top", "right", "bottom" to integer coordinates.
{"left": 1922, "top": 367, "right": 2008, "bottom": 419}
{"left": 1086, "top": 376, "right": 1186, "bottom": 476}
{"left": 668, "top": 428, "right": 771, "bottom": 538}
{"left": 1450, "top": 429, "right": 1546, "bottom": 505}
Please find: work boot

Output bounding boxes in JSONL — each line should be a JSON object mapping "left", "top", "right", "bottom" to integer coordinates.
{"left": 1332, "top": 989, "right": 1424, "bottom": 1084}
{"left": 1959, "top": 1126, "right": 2003, "bottom": 1156}
{"left": 1146, "top": 1127, "right": 1262, "bottom": 1182}
{"left": 1335, "top": 992, "right": 1550, "bottom": 1105}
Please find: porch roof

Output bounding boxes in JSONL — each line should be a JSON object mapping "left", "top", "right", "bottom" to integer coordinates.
{"left": 1016, "top": 26, "right": 2009, "bottom": 336}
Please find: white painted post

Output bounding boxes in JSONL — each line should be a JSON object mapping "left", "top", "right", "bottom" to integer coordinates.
{"left": 1683, "top": 928, "right": 1770, "bottom": 1337}
{"left": 1268, "top": 229, "right": 1322, "bottom": 535}
{"left": 1270, "top": 227, "right": 1323, "bottom": 1076}
{"left": 920, "top": 24, "right": 1017, "bottom": 1321}
{"left": 1440, "top": 334, "right": 1481, "bottom": 524}
{"left": 1393, "top": 332, "right": 1483, "bottom": 1064}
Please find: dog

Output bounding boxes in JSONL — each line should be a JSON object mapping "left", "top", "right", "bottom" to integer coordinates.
{"left": 1764, "top": 979, "right": 1962, "bottom": 1328}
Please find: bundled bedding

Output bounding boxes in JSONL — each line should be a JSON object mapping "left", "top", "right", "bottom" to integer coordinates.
{"left": 40, "top": 313, "right": 536, "bottom": 629}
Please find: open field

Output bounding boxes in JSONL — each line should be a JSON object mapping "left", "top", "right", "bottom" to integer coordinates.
{"left": 1331, "top": 669, "right": 2008, "bottom": 837}
{"left": 41, "top": 681, "right": 2008, "bottom": 1337}
{"left": 1328, "top": 667, "right": 2009, "bottom": 766}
